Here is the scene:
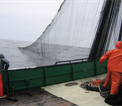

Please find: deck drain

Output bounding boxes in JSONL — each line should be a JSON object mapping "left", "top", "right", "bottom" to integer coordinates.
{"left": 65, "top": 82, "right": 78, "bottom": 86}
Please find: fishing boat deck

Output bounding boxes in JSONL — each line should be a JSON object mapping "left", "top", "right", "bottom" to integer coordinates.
{"left": 0, "top": 88, "right": 77, "bottom": 106}
{"left": 42, "top": 73, "right": 110, "bottom": 106}
{"left": 0, "top": 73, "right": 111, "bottom": 106}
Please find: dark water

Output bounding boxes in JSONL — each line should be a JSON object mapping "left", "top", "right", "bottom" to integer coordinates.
{"left": 0, "top": 39, "right": 90, "bottom": 70}
{"left": 0, "top": 39, "right": 35, "bottom": 70}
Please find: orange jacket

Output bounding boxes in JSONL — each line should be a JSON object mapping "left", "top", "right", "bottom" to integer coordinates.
{"left": 100, "top": 41, "right": 122, "bottom": 72}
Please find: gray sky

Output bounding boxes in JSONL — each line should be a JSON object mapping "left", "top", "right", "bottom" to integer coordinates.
{"left": 0, "top": 0, "right": 64, "bottom": 42}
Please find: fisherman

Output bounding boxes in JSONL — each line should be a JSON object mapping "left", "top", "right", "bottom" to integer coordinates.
{"left": 0, "top": 54, "right": 9, "bottom": 98}
{"left": 99, "top": 41, "right": 122, "bottom": 103}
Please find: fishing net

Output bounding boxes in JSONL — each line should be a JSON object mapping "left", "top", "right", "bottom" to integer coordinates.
{"left": 80, "top": 78, "right": 122, "bottom": 105}
{"left": 80, "top": 79, "right": 103, "bottom": 92}
{"left": 19, "top": 0, "right": 122, "bottom": 67}
{"left": 89, "top": 0, "right": 122, "bottom": 60}
{"left": 80, "top": 79, "right": 110, "bottom": 98}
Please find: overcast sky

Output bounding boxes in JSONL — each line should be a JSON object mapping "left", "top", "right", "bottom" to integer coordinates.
{"left": 0, "top": 0, "right": 64, "bottom": 42}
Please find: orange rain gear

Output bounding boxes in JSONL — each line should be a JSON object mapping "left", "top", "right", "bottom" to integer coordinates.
{"left": 99, "top": 41, "right": 122, "bottom": 95}
{"left": 0, "top": 74, "right": 3, "bottom": 96}
{"left": 0, "top": 54, "right": 9, "bottom": 96}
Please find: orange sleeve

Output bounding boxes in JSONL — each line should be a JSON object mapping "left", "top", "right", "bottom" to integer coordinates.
{"left": 100, "top": 50, "right": 113, "bottom": 63}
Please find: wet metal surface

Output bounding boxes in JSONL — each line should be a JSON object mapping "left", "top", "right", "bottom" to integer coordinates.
{"left": 0, "top": 88, "right": 77, "bottom": 106}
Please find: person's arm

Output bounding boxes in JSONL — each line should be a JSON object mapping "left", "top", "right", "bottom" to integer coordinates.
{"left": 99, "top": 50, "right": 113, "bottom": 65}
{"left": 2, "top": 59, "right": 9, "bottom": 71}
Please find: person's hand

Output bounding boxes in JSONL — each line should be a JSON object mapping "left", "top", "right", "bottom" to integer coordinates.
{"left": 99, "top": 61, "right": 103, "bottom": 65}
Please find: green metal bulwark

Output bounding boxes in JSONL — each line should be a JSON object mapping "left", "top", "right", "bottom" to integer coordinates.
{"left": 96, "top": 60, "right": 108, "bottom": 75}
{"left": 2, "top": 60, "right": 107, "bottom": 94}
{"left": 45, "top": 64, "right": 72, "bottom": 85}
{"left": 71, "top": 64, "right": 74, "bottom": 80}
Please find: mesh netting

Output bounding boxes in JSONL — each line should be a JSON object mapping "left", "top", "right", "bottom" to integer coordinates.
{"left": 89, "top": 0, "right": 122, "bottom": 60}
{"left": 19, "top": 0, "right": 122, "bottom": 67}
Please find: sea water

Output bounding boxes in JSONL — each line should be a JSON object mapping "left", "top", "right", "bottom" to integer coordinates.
{"left": 0, "top": 39, "right": 35, "bottom": 69}
{"left": 0, "top": 39, "right": 90, "bottom": 70}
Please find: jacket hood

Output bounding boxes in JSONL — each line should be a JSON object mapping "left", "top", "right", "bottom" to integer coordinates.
{"left": 116, "top": 41, "right": 122, "bottom": 49}
{"left": 0, "top": 54, "right": 5, "bottom": 58}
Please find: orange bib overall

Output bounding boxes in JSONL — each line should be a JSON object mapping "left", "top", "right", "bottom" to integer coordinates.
{"left": 0, "top": 74, "right": 3, "bottom": 96}
{"left": 100, "top": 41, "right": 122, "bottom": 95}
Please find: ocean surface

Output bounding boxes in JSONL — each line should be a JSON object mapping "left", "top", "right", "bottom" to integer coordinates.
{"left": 0, "top": 39, "right": 35, "bottom": 70}
{"left": 0, "top": 39, "right": 90, "bottom": 70}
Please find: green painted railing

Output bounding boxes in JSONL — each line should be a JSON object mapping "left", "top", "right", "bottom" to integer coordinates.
{"left": 2, "top": 59, "right": 107, "bottom": 94}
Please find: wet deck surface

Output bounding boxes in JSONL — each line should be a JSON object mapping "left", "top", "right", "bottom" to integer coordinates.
{"left": 0, "top": 88, "right": 77, "bottom": 106}
{"left": 0, "top": 74, "right": 110, "bottom": 106}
